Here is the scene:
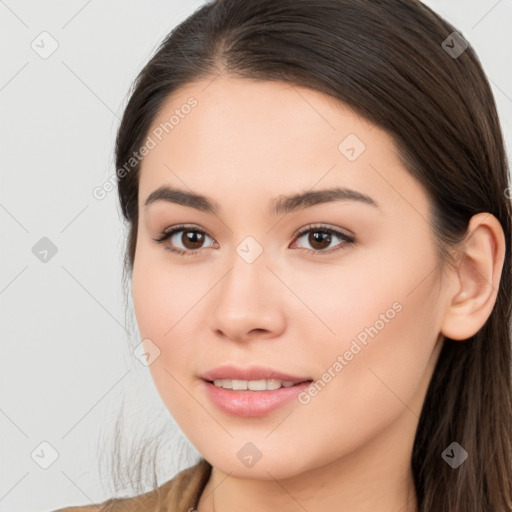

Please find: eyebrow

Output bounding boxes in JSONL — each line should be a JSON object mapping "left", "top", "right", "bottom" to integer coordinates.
{"left": 144, "top": 185, "right": 379, "bottom": 215}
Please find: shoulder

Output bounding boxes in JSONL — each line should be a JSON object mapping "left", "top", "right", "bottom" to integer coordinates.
{"left": 51, "top": 458, "right": 212, "bottom": 512}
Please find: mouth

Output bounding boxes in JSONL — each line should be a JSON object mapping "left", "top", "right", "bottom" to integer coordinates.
{"left": 200, "top": 364, "right": 312, "bottom": 385}
{"left": 201, "top": 379, "right": 313, "bottom": 417}
{"left": 199, "top": 365, "right": 314, "bottom": 417}
{"left": 205, "top": 378, "right": 312, "bottom": 391}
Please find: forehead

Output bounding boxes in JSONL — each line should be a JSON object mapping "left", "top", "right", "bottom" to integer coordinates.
{"left": 143, "top": 76, "right": 378, "bottom": 159}
{"left": 137, "top": 76, "right": 424, "bottom": 216}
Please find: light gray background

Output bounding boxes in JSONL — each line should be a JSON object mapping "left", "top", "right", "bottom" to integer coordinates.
{"left": 1, "top": 1, "right": 511, "bottom": 511}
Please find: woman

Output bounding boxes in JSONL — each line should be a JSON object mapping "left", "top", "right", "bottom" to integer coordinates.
{"left": 55, "top": 0, "right": 512, "bottom": 510}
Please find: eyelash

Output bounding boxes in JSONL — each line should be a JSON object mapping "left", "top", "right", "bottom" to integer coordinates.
{"left": 152, "top": 223, "right": 356, "bottom": 257}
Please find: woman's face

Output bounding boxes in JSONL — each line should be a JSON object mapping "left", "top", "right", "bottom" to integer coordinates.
{"left": 132, "top": 76, "right": 449, "bottom": 479}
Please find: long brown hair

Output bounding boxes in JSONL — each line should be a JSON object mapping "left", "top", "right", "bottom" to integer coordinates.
{"left": 112, "top": 0, "right": 512, "bottom": 510}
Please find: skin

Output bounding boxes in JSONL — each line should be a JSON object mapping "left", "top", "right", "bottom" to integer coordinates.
{"left": 131, "top": 76, "right": 505, "bottom": 512}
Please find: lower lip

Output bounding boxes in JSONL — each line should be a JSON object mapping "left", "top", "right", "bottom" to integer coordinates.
{"left": 202, "top": 379, "right": 312, "bottom": 417}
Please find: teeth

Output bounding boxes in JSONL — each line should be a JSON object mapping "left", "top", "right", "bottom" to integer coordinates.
{"left": 232, "top": 379, "right": 247, "bottom": 390}
{"left": 213, "top": 378, "right": 299, "bottom": 390}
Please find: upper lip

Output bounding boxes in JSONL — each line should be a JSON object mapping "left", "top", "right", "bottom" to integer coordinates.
{"left": 201, "top": 365, "right": 312, "bottom": 383}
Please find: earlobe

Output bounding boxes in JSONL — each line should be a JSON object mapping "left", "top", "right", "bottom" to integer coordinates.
{"left": 440, "top": 213, "right": 506, "bottom": 341}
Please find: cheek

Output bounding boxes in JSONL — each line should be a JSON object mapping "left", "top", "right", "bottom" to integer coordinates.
{"left": 131, "top": 245, "right": 199, "bottom": 339}
{"left": 295, "top": 243, "right": 441, "bottom": 437}
{"left": 131, "top": 246, "right": 209, "bottom": 381}
{"left": 132, "top": 253, "right": 202, "bottom": 417}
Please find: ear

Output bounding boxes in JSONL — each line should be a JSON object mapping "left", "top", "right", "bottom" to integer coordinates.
{"left": 441, "top": 212, "right": 506, "bottom": 341}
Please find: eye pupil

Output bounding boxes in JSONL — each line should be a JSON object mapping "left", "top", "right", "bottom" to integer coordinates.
{"left": 183, "top": 231, "right": 204, "bottom": 249}
{"left": 309, "top": 231, "right": 331, "bottom": 250}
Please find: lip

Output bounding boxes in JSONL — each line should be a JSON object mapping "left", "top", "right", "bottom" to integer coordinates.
{"left": 200, "top": 365, "right": 313, "bottom": 417}
{"left": 200, "top": 364, "right": 311, "bottom": 383}
{"left": 202, "top": 380, "right": 313, "bottom": 417}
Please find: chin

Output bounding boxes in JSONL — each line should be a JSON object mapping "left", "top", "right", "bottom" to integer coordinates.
{"left": 198, "top": 439, "right": 327, "bottom": 481}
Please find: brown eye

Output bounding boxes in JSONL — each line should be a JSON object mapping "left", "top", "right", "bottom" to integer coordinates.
{"left": 181, "top": 230, "right": 206, "bottom": 250}
{"left": 153, "top": 225, "right": 216, "bottom": 256}
{"left": 306, "top": 231, "right": 332, "bottom": 251}
{"left": 293, "top": 225, "right": 355, "bottom": 254}
{"left": 154, "top": 223, "right": 354, "bottom": 257}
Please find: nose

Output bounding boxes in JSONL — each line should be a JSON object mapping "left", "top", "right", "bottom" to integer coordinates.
{"left": 208, "top": 246, "right": 286, "bottom": 343}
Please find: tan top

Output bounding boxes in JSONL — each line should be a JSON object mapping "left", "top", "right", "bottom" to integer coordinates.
{"left": 53, "top": 458, "right": 212, "bottom": 511}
